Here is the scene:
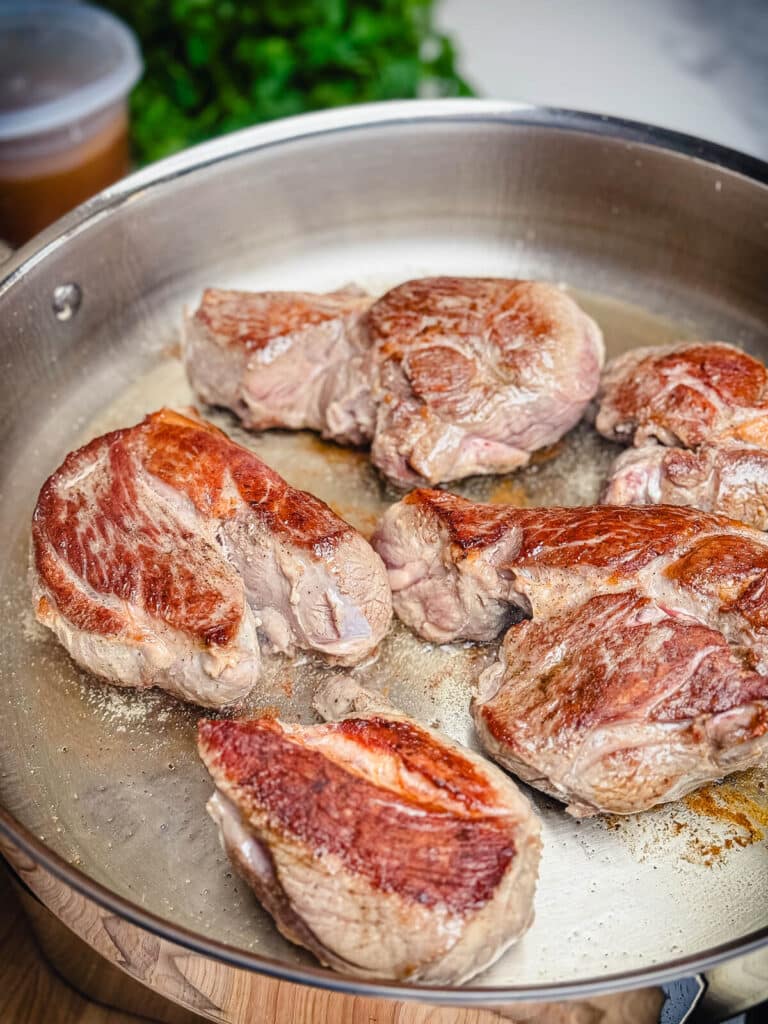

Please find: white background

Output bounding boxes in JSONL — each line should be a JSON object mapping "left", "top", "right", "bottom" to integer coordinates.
{"left": 439, "top": 0, "right": 768, "bottom": 158}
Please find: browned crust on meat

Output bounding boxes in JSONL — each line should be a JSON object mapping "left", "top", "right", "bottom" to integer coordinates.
{"left": 33, "top": 532, "right": 128, "bottom": 638}
{"left": 403, "top": 488, "right": 519, "bottom": 551}
{"left": 603, "top": 343, "right": 768, "bottom": 446}
{"left": 662, "top": 446, "right": 710, "bottom": 485}
{"left": 368, "top": 277, "right": 593, "bottom": 408}
{"left": 142, "top": 409, "right": 352, "bottom": 550}
{"left": 32, "top": 409, "right": 355, "bottom": 642}
{"left": 666, "top": 535, "right": 768, "bottom": 631}
{"left": 479, "top": 591, "right": 768, "bottom": 755}
{"left": 403, "top": 488, "right": 746, "bottom": 573}
{"left": 333, "top": 717, "right": 501, "bottom": 814}
{"left": 369, "top": 277, "right": 561, "bottom": 359}
{"left": 511, "top": 505, "right": 724, "bottom": 572}
{"left": 193, "top": 288, "right": 371, "bottom": 353}
{"left": 728, "top": 414, "right": 768, "bottom": 445}
{"left": 368, "top": 278, "right": 515, "bottom": 342}
{"left": 404, "top": 346, "right": 477, "bottom": 403}
{"left": 32, "top": 425, "right": 244, "bottom": 646}
{"left": 198, "top": 716, "right": 518, "bottom": 914}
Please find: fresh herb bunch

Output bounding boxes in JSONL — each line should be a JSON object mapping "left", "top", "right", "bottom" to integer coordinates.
{"left": 103, "top": 0, "right": 473, "bottom": 164}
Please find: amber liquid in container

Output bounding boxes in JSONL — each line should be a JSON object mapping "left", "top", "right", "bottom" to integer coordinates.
{"left": 0, "top": 3, "right": 141, "bottom": 249}
{"left": 0, "top": 104, "right": 130, "bottom": 248}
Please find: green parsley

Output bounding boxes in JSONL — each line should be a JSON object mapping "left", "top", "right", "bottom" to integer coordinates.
{"left": 103, "top": 0, "right": 473, "bottom": 164}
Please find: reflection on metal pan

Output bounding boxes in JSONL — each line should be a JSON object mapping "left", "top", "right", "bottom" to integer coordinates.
{"left": 0, "top": 101, "right": 767, "bottom": 1012}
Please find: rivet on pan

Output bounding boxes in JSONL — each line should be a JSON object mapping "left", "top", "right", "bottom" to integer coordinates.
{"left": 52, "top": 283, "right": 82, "bottom": 321}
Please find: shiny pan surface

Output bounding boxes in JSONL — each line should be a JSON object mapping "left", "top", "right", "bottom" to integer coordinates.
{"left": 0, "top": 100, "right": 767, "bottom": 1005}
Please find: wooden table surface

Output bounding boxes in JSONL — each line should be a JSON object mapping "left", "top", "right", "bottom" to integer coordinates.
{"left": 1, "top": 863, "right": 150, "bottom": 1024}
{"left": 1, "top": 862, "right": 666, "bottom": 1024}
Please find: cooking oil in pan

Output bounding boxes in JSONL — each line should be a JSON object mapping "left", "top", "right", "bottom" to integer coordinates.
{"left": 1, "top": 284, "right": 766, "bottom": 987}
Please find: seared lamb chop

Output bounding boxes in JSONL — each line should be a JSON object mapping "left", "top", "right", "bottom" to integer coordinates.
{"left": 373, "top": 492, "right": 768, "bottom": 814}
{"left": 595, "top": 341, "right": 768, "bottom": 527}
{"left": 185, "top": 277, "right": 604, "bottom": 487}
{"left": 474, "top": 592, "right": 768, "bottom": 815}
{"left": 368, "top": 277, "right": 604, "bottom": 486}
{"left": 184, "top": 286, "right": 375, "bottom": 446}
{"left": 199, "top": 678, "right": 541, "bottom": 983}
{"left": 31, "top": 409, "right": 391, "bottom": 707}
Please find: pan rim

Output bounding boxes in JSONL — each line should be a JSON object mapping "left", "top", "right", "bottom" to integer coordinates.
{"left": 2, "top": 97, "right": 767, "bottom": 296}
{"left": 3, "top": 803, "right": 768, "bottom": 1003}
{"left": 1, "top": 98, "right": 767, "bottom": 1003}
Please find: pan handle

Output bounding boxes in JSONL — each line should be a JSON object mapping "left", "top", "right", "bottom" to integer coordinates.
{"left": 665, "top": 947, "right": 768, "bottom": 1023}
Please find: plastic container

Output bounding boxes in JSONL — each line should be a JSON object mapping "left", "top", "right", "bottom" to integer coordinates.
{"left": 0, "top": 2, "right": 142, "bottom": 247}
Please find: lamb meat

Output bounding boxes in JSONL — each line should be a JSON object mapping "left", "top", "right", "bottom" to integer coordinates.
{"left": 31, "top": 409, "right": 391, "bottom": 707}
{"left": 198, "top": 678, "right": 541, "bottom": 983}
{"left": 595, "top": 341, "right": 768, "bottom": 528}
{"left": 184, "top": 277, "right": 604, "bottom": 487}
{"left": 603, "top": 438, "right": 768, "bottom": 530}
{"left": 371, "top": 489, "right": 768, "bottom": 661}
{"left": 371, "top": 489, "right": 527, "bottom": 643}
{"left": 594, "top": 341, "right": 768, "bottom": 448}
{"left": 368, "top": 277, "right": 604, "bottom": 486}
{"left": 373, "top": 491, "right": 768, "bottom": 814}
{"left": 184, "top": 286, "right": 375, "bottom": 445}
{"left": 474, "top": 591, "right": 768, "bottom": 816}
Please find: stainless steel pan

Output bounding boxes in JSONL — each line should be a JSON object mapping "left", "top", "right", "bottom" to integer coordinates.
{"left": 1, "top": 100, "right": 767, "bottom": 1020}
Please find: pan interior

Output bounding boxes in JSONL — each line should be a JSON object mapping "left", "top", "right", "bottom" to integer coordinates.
{"left": 0, "top": 111, "right": 767, "bottom": 992}
{"left": 3, "top": 283, "right": 767, "bottom": 989}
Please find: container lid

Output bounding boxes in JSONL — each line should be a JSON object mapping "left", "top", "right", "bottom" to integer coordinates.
{"left": 0, "top": 1, "right": 142, "bottom": 142}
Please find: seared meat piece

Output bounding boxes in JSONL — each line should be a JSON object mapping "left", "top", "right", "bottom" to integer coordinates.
{"left": 603, "top": 439, "right": 768, "bottom": 530}
{"left": 596, "top": 341, "right": 768, "bottom": 528}
{"left": 372, "top": 489, "right": 768, "bottom": 661}
{"left": 595, "top": 342, "right": 768, "bottom": 447}
{"left": 32, "top": 409, "right": 391, "bottom": 706}
{"left": 184, "top": 286, "right": 375, "bottom": 445}
{"left": 198, "top": 678, "right": 541, "bottom": 983}
{"left": 185, "top": 277, "right": 604, "bottom": 486}
{"left": 373, "top": 492, "right": 768, "bottom": 814}
{"left": 371, "top": 490, "right": 526, "bottom": 643}
{"left": 368, "top": 277, "right": 604, "bottom": 486}
{"left": 474, "top": 592, "right": 768, "bottom": 816}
